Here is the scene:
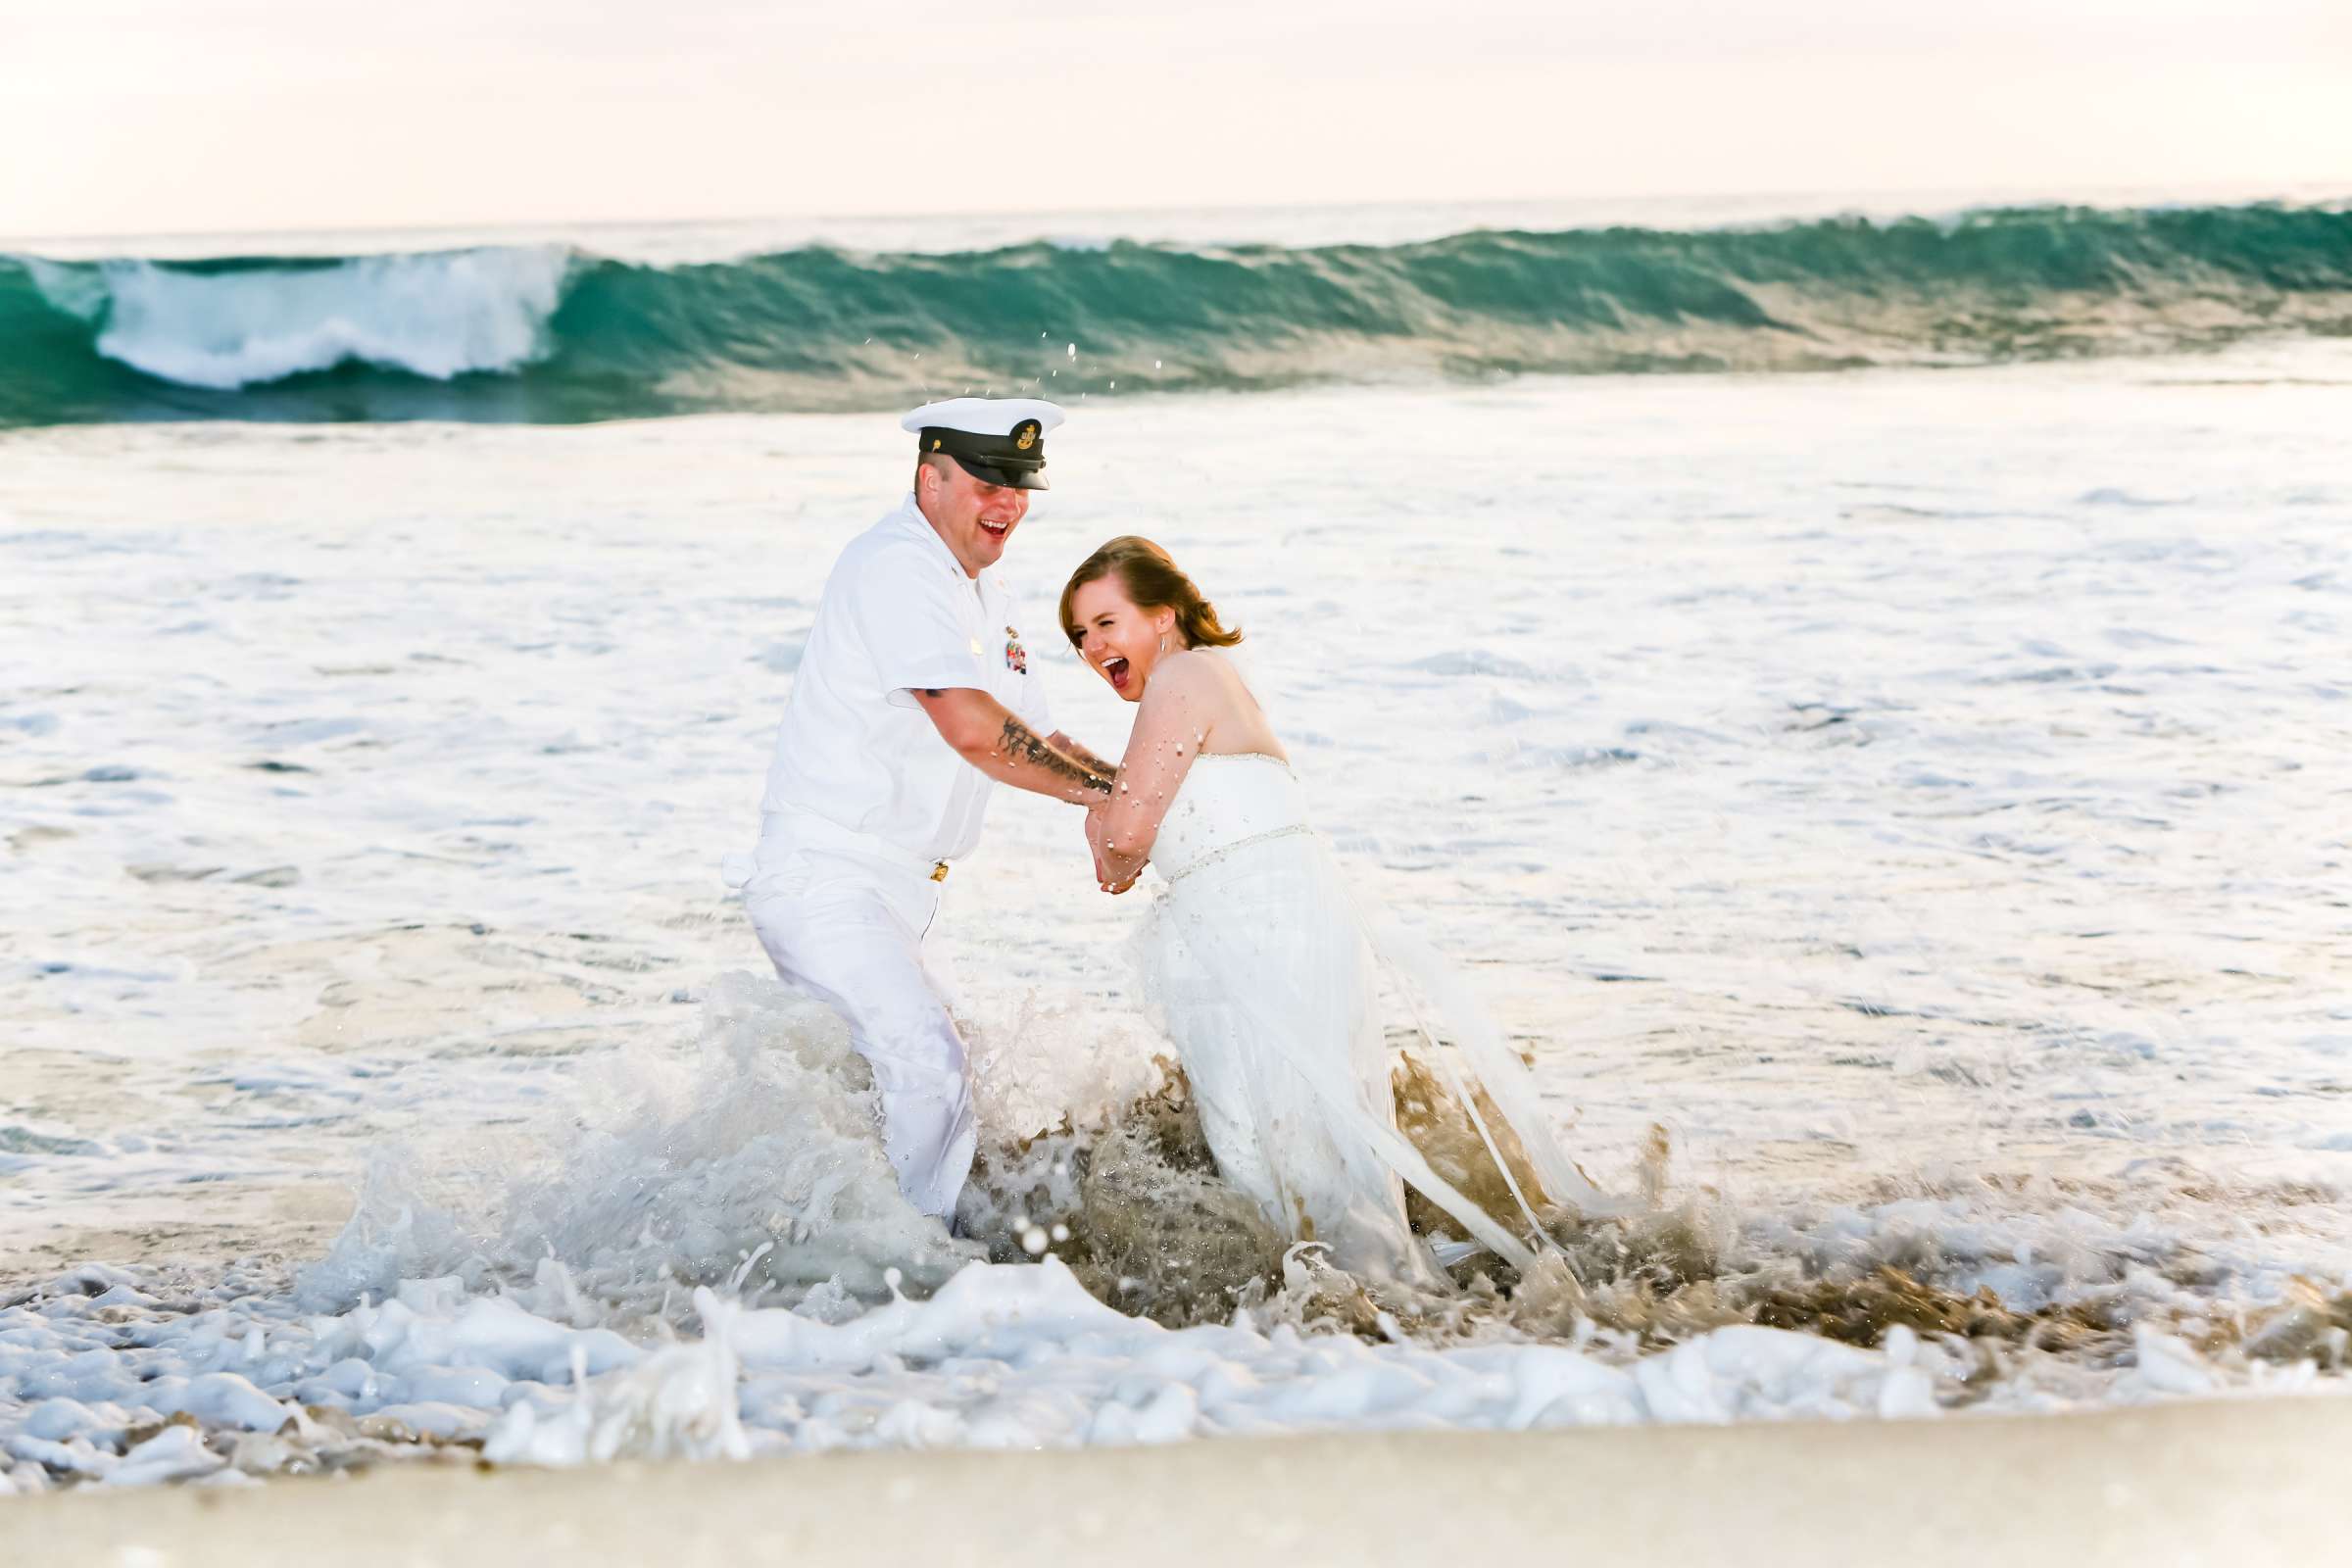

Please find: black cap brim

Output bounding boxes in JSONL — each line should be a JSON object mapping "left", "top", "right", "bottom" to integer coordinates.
{"left": 948, "top": 453, "right": 1050, "bottom": 491}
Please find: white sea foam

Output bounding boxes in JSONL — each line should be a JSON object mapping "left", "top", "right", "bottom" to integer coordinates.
{"left": 34, "top": 247, "right": 569, "bottom": 389}
{"left": 0, "top": 1204, "right": 2336, "bottom": 1486}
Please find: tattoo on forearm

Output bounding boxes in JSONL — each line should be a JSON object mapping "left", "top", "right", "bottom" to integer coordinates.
{"left": 998, "top": 715, "right": 1113, "bottom": 794}
{"left": 1063, "top": 740, "right": 1117, "bottom": 777}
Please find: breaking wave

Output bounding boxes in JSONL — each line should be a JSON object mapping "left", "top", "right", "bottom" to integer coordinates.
{"left": 5, "top": 200, "right": 2352, "bottom": 426}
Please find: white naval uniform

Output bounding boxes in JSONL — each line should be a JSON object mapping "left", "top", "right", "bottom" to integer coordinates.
{"left": 747, "top": 493, "right": 1052, "bottom": 1217}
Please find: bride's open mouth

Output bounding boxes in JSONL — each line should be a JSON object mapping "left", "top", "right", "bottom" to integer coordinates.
{"left": 1102, "top": 654, "right": 1131, "bottom": 692}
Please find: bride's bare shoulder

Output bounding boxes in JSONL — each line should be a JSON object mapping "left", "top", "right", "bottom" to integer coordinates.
{"left": 1152, "top": 648, "right": 1218, "bottom": 682}
{"left": 1141, "top": 649, "right": 1236, "bottom": 709}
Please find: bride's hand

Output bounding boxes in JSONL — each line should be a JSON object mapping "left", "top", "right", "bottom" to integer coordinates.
{"left": 1086, "top": 807, "right": 1114, "bottom": 885}
{"left": 1086, "top": 806, "right": 1142, "bottom": 894}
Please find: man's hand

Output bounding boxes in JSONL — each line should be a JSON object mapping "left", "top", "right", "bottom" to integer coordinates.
{"left": 911, "top": 687, "right": 1112, "bottom": 806}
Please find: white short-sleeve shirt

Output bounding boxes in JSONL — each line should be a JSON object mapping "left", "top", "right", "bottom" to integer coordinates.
{"left": 759, "top": 494, "right": 1054, "bottom": 861}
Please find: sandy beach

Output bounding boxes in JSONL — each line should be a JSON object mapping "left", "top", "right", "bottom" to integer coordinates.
{"left": 7, "top": 1393, "right": 2348, "bottom": 1566}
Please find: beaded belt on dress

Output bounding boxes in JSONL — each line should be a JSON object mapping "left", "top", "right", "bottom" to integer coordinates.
{"left": 1161, "top": 824, "right": 1316, "bottom": 885}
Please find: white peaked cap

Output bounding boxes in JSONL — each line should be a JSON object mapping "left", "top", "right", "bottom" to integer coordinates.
{"left": 900, "top": 397, "right": 1067, "bottom": 436}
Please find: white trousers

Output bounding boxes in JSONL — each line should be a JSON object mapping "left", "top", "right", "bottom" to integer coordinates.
{"left": 744, "top": 844, "right": 976, "bottom": 1219}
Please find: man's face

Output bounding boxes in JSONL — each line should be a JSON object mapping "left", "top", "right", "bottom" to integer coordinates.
{"left": 918, "top": 457, "right": 1031, "bottom": 576}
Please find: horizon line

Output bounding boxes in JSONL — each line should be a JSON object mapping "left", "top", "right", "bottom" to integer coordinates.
{"left": 7, "top": 175, "right": 2348, "bottom": 257}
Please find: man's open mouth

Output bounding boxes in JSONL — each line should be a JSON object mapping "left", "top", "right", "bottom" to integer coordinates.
{"left": 979, "top": 519, "right": 1010, "bottom": 540}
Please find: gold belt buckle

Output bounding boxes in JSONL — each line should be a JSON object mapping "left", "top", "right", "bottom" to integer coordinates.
{"left": 929, "top": 860, "right": 951, "bottom": 883}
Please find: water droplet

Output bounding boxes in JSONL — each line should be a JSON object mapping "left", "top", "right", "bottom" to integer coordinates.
{"left": 1066, "top": 343, "right": 1077, "bottom": 359}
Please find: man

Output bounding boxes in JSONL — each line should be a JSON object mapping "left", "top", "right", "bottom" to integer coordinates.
{"left": 744, "top": 397, "right": 1116, "bottom": 1221}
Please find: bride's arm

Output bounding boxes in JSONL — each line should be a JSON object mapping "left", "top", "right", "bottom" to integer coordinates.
{"left": 1089, "top": 657, "right": 1214, "bottom": 885}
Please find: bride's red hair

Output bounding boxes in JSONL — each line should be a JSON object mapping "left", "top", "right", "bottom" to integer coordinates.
{"left": 1060, "top": 536, "right": 1243, "bottom": 651}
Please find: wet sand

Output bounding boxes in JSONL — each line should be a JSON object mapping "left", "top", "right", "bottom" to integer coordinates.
{"left": 7, "top": 1393, "right": 2347, "bottom": 1566}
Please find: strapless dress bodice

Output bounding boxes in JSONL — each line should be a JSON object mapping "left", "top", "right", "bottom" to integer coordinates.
{"left": 1151, "top": 754, "right": 1310, "bottom": 882}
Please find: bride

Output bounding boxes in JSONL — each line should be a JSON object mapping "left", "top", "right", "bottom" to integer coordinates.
{"left": 1060, "top": 537, "right": 1608, "bottom": 1286}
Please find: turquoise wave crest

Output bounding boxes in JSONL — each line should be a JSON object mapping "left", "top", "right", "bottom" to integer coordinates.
{"left": 4, "top": 202, "right": 2350, "bottom": 426}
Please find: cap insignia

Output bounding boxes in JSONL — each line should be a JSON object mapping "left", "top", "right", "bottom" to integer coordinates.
{"left": 1014, "top": 422, "right": 1038, "bottom": 451}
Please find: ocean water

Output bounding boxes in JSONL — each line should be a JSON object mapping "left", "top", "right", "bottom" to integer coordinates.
{"left": 3, "top": 197, "right": 2351, "bottom": 1492}
{"left": 8, "top": 194, "right": 2352, "bottom": 425}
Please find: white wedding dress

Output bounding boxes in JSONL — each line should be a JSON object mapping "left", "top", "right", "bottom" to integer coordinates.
{"left": 1135, "top": 750, "right": 1608, "bottom": 1285}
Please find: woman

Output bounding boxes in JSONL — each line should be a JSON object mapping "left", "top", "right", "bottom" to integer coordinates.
{"left": 1062, "top": 536, "right": 1604, "bottom": 1285}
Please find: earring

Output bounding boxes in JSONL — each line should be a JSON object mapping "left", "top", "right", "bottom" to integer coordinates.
{"left": 1159, "top": 636, "right": 1168, "bottom": 654}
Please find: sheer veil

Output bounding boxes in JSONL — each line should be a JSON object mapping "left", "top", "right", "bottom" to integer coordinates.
{"left": 1365, "top": 909, "right": 1627, "bottom": 1238}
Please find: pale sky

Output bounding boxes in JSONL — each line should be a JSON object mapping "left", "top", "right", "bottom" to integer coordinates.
{"left": 3, "top": 0, "right": 2349, "bottom": 241}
